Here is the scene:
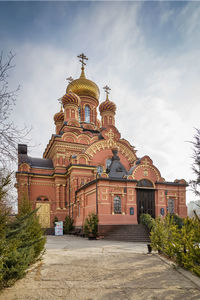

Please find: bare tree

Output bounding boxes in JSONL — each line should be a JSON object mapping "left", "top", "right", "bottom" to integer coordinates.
{"left": 190, "top": 128, "right": 200, "bottom": 199}
{"left": 0, "top": 51, "right": 29, "bottom": 169}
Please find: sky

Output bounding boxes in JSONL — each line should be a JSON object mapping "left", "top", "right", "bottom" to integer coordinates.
{"left": 0, "top": 1, "right": 200, "bottom": 204}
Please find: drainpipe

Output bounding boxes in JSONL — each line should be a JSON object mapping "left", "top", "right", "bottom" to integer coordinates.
{"left": 96, "top": 173, "right": 98, "bottom": 215}
{"left": 27, "top": 174, "right": 30, "bottom": 201}
{"left": 69, "top": 175, "right": 71, "bottom": 217}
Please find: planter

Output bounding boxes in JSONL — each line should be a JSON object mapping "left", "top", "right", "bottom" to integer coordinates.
{"left": 88, "top": 236, "right": 96, "bottom": 240}
{"left": 88, "top": 233, "right": 97, "bottom": 240}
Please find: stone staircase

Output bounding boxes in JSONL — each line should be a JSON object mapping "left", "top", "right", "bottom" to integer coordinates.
{"left": 103, "top": 224, "right": 150, "bottom": 243}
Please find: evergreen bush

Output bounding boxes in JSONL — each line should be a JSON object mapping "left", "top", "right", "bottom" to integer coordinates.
{"left": 150, "top": 214, "right": 200, "bottom": 277}
{"left": 83, "top": 213, "right": 98, "bottom": 238}
{"left": 140, "top": 213, "right": 155, "bottom": 231}
{"left": 170, "top": 213, "right": 184, "bottom": 229}
{"left": 63, "top": 215, "right": 74, "bottom": 234}
{"left": 0, "top": 191, "right": 46, "bottom": 290}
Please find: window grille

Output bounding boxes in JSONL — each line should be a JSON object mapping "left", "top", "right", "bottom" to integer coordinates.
{"left": 114, "top": 195, "right": 121, "bottom": 214}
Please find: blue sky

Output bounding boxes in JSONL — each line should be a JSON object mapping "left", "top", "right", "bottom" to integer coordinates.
{"left": 1, "top": 1, "right": 200, "bottom": 203}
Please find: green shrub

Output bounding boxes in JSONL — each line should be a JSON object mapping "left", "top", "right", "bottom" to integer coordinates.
{"left": 140, "top": 213, "right": 155, "bottom": 231}
{"left": 0, "top": 174, "right": 11, "bottom": 238}
{"left": 170, "top": 213, "right": 184, "bottom": 229}
{"left": 150, "top": 214, "right": 200, "bottom": 277}
{"left": 0, "top": 193, "right": 46, "bottom": 290}
{"left": 151, "top": 214, "right": 181, "bottom": 257}
{"left": 63, "top": 215, "right": 74, "bottom": 234}
{"left": 83, "top": 213, "right": 98, "bottom": 237}
{"left": 150, "top": 216, "right": 166, "bottom": 253}
{"left": 15, "top": 195, "right": 46, "bottom": 259}
{"left": 178, "top": 217, "right": 200, "bottom": 276}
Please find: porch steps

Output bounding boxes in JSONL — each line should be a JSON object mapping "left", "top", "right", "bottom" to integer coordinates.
{"left": 103, "top": 224, "right": 150, "bottom": 243}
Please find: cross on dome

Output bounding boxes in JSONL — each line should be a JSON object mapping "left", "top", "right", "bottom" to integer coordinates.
{"left": 57, "top": 97, "right": 63, "bottom": 111}
{"left": 103, "top": 85, "right": 111, "bottom": 100}
{"left": 77, "top": 53, "right": 88, "bottom": 68}
{"left": 66, "top": 76, "right": 74, "bottom": 83}
{"left": 77, "top": 53, "right": 88, "bottom": 78}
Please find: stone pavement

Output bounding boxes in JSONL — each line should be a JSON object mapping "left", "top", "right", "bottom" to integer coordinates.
{"left": 1, "top": 235, "right": 200, "bottom": 300}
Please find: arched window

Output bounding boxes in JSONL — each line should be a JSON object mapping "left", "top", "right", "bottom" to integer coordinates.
{"left": 104, "top": 116, "right": 108, "bottom": 125}
{"left": 85, "top": 105, "right": 90, "bottom": 123}
{"left": 168, "top": 199, "right": 174, "bottom": 214}
{"left": 78, "top": 106, "right": 81, "bottom": 122}
{"left": 36, "top": 196, "right": 48, "bottom": 201}
{"left": 114, "top": 195, "right": 121, "bottom": 214}
{"left": 71, "top": 109, "right": 75, "bottom": 118}
{"left": 136, "top": 179, "right": 154, "bottom": 188}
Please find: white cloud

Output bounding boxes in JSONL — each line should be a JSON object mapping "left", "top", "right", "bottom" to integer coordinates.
{"left": 160, "top": 9, "right": 174, "bottom": 25}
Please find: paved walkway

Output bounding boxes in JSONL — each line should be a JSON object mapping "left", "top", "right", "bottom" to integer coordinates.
{"left": 1, "top": 235, "right": 200, "bottom": 300}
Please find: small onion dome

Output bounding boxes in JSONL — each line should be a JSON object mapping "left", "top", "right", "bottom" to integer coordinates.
{"left": 54, "top": 109, "right": 64, "bottom": 123}
{"left": 62, "top": 91, "right": 80, "bottom": 107}
{"left": 66, "top": 68, "right": 100, "bottom": 100}
{"left": 99, "top": 95, "right": 116, "bottom": 114}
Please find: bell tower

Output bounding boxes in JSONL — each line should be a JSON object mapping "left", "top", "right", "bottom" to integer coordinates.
{"left": 99, "top": 85, "right": 116, "bottom": 127}
{"left": 66, "top": 54, "right": 100, "bottom": 129}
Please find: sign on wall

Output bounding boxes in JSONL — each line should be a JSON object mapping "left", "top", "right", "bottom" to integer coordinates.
{"left": 160, "top": 208, "right": 165, "bottom": 216}
{"left": 130, "top": 207, "right": 134, "bottom": 215}
{"left": 55, "top": 221, "right": 63, "bottom": 236}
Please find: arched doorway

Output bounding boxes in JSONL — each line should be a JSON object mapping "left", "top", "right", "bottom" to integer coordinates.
{"left": 36, "top": 196, "right": 50, "bottom": 228}
{"left": 136, "top": 179, "right": 155, "bottom": 222}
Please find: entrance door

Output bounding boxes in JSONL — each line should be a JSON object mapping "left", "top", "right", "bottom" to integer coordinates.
{"left": 36, "top": 203, "right": 50, "bottom": 228}
{"left": 136, "top": 189, "right": 155, "bottom": 222}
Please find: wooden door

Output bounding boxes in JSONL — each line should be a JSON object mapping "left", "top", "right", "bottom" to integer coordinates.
{"left": 36, "top": 203, "right": 50, "bottom": 228}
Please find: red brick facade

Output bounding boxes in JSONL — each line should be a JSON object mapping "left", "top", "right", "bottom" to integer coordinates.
{"left": 16, "top": 57, "right": 187, "bottom": 230}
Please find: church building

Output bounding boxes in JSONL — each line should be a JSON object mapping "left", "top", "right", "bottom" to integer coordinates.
{"left": 16, "top": 54, "right": 187, "bottom": 234}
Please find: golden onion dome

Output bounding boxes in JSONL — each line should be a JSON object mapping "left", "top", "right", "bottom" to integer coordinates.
{"left": 54, "top": 108, "right": 64, "bottom": 123}
{"left": 62, "top": 91, "right": 80, "bottom": 107}
{"left": 99, "top": 94, "right": 116, "bottom": 114}
{"left": 66, "top": 68, "right": 100, "bottom": 100}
